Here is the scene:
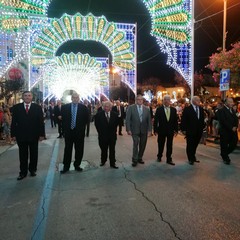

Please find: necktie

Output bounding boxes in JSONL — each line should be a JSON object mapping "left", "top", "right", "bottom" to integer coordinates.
{"left": 71, "top": 104, "right": 77, "bottom": 129}
{"left": 106, "top": 112, "right": 110, "bottom": 122}
{"left": 118, "top": 106, "right": 121, "bottom": 117}
{"left": 166, "top": 107, "right": 170, "bottom": 121}
{"left": 138, "top": 106, "right": 142, "bottom": 122}
{"left": 26, "top": 104, "right": 29, "bottom": 114}
{"left": 195, "top": 106, "right": 199, "bottom": 119}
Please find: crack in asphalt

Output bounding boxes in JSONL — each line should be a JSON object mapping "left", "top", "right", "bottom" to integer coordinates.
{"left": 31, "top": 197, "right": 46, "bottom": 240}
{"left": 120, "top": 162, "right": 183, "bottom": 240}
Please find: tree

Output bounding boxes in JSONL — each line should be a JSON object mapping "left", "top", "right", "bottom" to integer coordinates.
{"left": 0, "top": 78, "right": 25, "bottom": 104}
{"left": 207, "top": 42, "right": 240, "bottom": 92}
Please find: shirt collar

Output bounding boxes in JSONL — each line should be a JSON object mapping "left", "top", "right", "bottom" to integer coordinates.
{"left": 24, "top": 102, "right": 31, "bottom": 107}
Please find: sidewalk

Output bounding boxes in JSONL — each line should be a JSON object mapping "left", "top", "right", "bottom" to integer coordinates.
{"left": 0, "top": 140, "right": 15, "bottom": 155}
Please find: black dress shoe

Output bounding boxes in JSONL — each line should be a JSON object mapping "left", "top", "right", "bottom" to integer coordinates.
{"left": 110, "top": 165, "right": 119, "bottom": 169}
{"left": 119, "top": 133, "right": 123, "bottom": 136}
{"left": 157, "top": 158, "right": 162, "bottom": 162}
{"left": 132, "top": 162, "right": 137, "bottom": 167}
{"left": 30, "top": 172, "right": 37, "bottom": 177}
{"left": 138, "top": 160, "right": 145, "bottom": 164}
{"left": 75, "top": 167, "right": 83, "bottom": 172}
{"left": 167, "top": 161, "right": 175, "bottom": 166}
{"left": 189, "top": 161, "right": 194, "bottom": 165}
{"left": 60, "top": 169, "right": 69, "bottom": 174}
{"left": 100, "top": 162, "right": 106, "bottom": 166}
{"left": 17, "top": 174, "right": 27, "bottom": 180}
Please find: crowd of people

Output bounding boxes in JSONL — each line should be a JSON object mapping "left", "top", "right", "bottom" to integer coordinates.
{"left": 2, "top": 90, "right": 239, "bottom": 180}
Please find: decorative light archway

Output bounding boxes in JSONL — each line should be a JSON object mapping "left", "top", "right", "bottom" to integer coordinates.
{"left": 36, "top": 52, "right": 109, "bottom": 100}
{"left": 31, "top": 13, "right": 135, "bottom": 70}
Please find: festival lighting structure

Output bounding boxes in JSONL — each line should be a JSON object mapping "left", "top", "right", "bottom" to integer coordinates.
{"left": 0, "top": 0, "right": 192, "bottom": 90}
{"left": 34, "top": 52, "right": 109, "bottom": 100}
{"left": 142, "top": 0, "right": 192, "bottom": 85}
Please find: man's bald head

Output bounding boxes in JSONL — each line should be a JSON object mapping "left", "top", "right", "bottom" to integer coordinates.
{"left": 191, "top": 96, "right": 201, "bottom": 106}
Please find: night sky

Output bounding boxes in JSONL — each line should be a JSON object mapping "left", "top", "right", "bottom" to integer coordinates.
{"left": 47, "top": 0, "right": 240, "bottom": 84}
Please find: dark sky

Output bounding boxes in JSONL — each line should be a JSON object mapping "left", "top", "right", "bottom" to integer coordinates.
{"left": 47, "top": 0, "right": 240, "bottom": 83}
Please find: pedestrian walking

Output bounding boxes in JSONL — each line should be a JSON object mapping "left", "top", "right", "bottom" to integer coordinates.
{"left": 217, "top": 98, "right": 238, "bottom": 165}
{"left": 60, "top": 93, "right": 88, "bottom": 173}
{"left": 126, "top": 94, "right": 152, "bottom": 167}
{"left": 11, "top": 91, "right": 45, "bottom": 180}
{"left": 112, "top": 100, "right": 125, "bottom": 136}
{"left": 95, "top": 101, "right": 119, "bottom": 169}
{"left": 154, "top": 95, "right": 178, "bottom": 165}
{"left": 54, "top": 100, "right": 63, "bottom": 138}
{"left": 181, "top": 96, "right": 205, "bottom": 165}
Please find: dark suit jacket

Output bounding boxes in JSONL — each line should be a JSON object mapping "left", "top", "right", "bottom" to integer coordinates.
{"left": 154, "top": 106, "right": 178, "bottom": 135}
{"left": 11, "top": 102, "right": 45, "bottom": 141}
{"left": 181, "top": 105, "right": 205, "bottom": 136}
{"left": 95, "top": 110, "right": 119, "bottom": 139}
{"left": 61, "top": 103, "right": 88, "bottom": 137}
{"left": 112, "top": 105, "right": 126, "bottom": 119}
{"left": 217, "top": 106, "right": 238, "bottom": 134}
{"left": 54, "top": 105, "right": 62, "bottom": 122}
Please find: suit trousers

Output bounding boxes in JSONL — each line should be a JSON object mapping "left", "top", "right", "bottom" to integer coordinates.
{"left": 98, "top": 136, "right": 116, "bottom": 165}
{"left": 186, "top": 133, "right": 202, "bottom": 162}
{"left": 131, "top": 133, "right": 148, "bottom": 162}
{"left": 220, "top": 131, "right": 238, "bottom": 160}
{"left": 157, "top": 134, "right": 174, "bottom": 161}
{"left": 63, "top": 130, "right": 85, "bottom": 170}
{"left": 17, "top": 140, "right": 38, "bottom": 175}
{"left": 57, "top": 120, "right": 63, "bottom": 137}
{"left": 118, "top": 117, "right": 123, "bottom": 134}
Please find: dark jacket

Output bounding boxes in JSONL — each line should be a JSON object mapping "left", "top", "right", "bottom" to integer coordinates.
{"left": 217, "top": 106, "right": 238, "bottom": 134}
{"left": 154, "top": 106, "right": 178, "bottom": 135}
{"left": 95, "top": 110, "right": 119, "bottom": 139}
{"left": 61, "top": 103, "right": 88, "bottom": 137}
{"left": 181, "top": 105, "right": 205, "bottom": 136}
{"left": 11, "top": 102, "right": 45, "bottom": 141}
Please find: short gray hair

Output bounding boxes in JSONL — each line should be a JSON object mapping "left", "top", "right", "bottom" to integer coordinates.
{"left": 102, "top": 101, "right": 113, "bottom": 108}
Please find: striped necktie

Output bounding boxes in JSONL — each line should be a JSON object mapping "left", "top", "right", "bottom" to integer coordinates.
{"left": 71, "top": 104, "right": 77, "bottom": 129}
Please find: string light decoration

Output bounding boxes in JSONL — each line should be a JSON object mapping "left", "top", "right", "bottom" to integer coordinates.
{"left": 31, "top": 13, "right": 135, "bottom": 70}
{"left": 32, "top": 52, "right": 109, "bottom": 100}
{"left": 142, "top": 0, "right": 192, "bottom": 85}
{"left": 0, "top": 0, "right": 192, "bottom": 92}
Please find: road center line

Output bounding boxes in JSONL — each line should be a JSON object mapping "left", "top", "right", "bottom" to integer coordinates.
{"left": 30, "top": 139, "right": 60, "bottom": 240}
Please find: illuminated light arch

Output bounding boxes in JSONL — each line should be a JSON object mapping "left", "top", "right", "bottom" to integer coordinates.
{"left": 31, "top": 13, "right": 135, "bottom": 71}
{"left": 33, "top": 52, "right": 109, "bottom": 100}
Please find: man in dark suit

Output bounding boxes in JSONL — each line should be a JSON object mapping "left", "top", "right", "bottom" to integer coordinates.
{"left": 217, "top": 98, "right": 238, "bottom": 164}
{"left": 11, "top": 91, "right": 45, "bottom": 180}
{"left": 48, "top": 101, "right": 56, "bottom": 128}
{"left": 60, "top": 93, "right": 89, "bottom": 173}
{"left": 83, "top": 99, "right": 92, "bottom": 137}
{"left": 181, "top": 96, "right": 205, "bottom": 165}
{"left": 112, "top": 100, "right": 125, "bottom": 135}
{"left": 154, "top": 95, "right": 178, "bottom": 165}
{"left": 126, "top": 94, "right": 152, "bottom": 167}
{"left": 54, "top": 100, "right": 63, "bottom": 138}
{"left": 95, "top": 101, "right": 119, "bottom": 169}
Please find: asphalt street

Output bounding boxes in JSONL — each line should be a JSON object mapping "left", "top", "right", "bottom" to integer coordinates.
{"left": 0, "top": 120, "right": 240, "bottom": 240}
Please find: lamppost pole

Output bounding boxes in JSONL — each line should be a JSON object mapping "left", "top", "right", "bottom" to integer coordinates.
{"left": 223, "top": 0, "right": 227, "bottom": 51}
{"left": 191, "top": 0, "right": 195, "bottom": 100}
{"left": 222, "top": 0, "right": 227, "bottom": 100}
